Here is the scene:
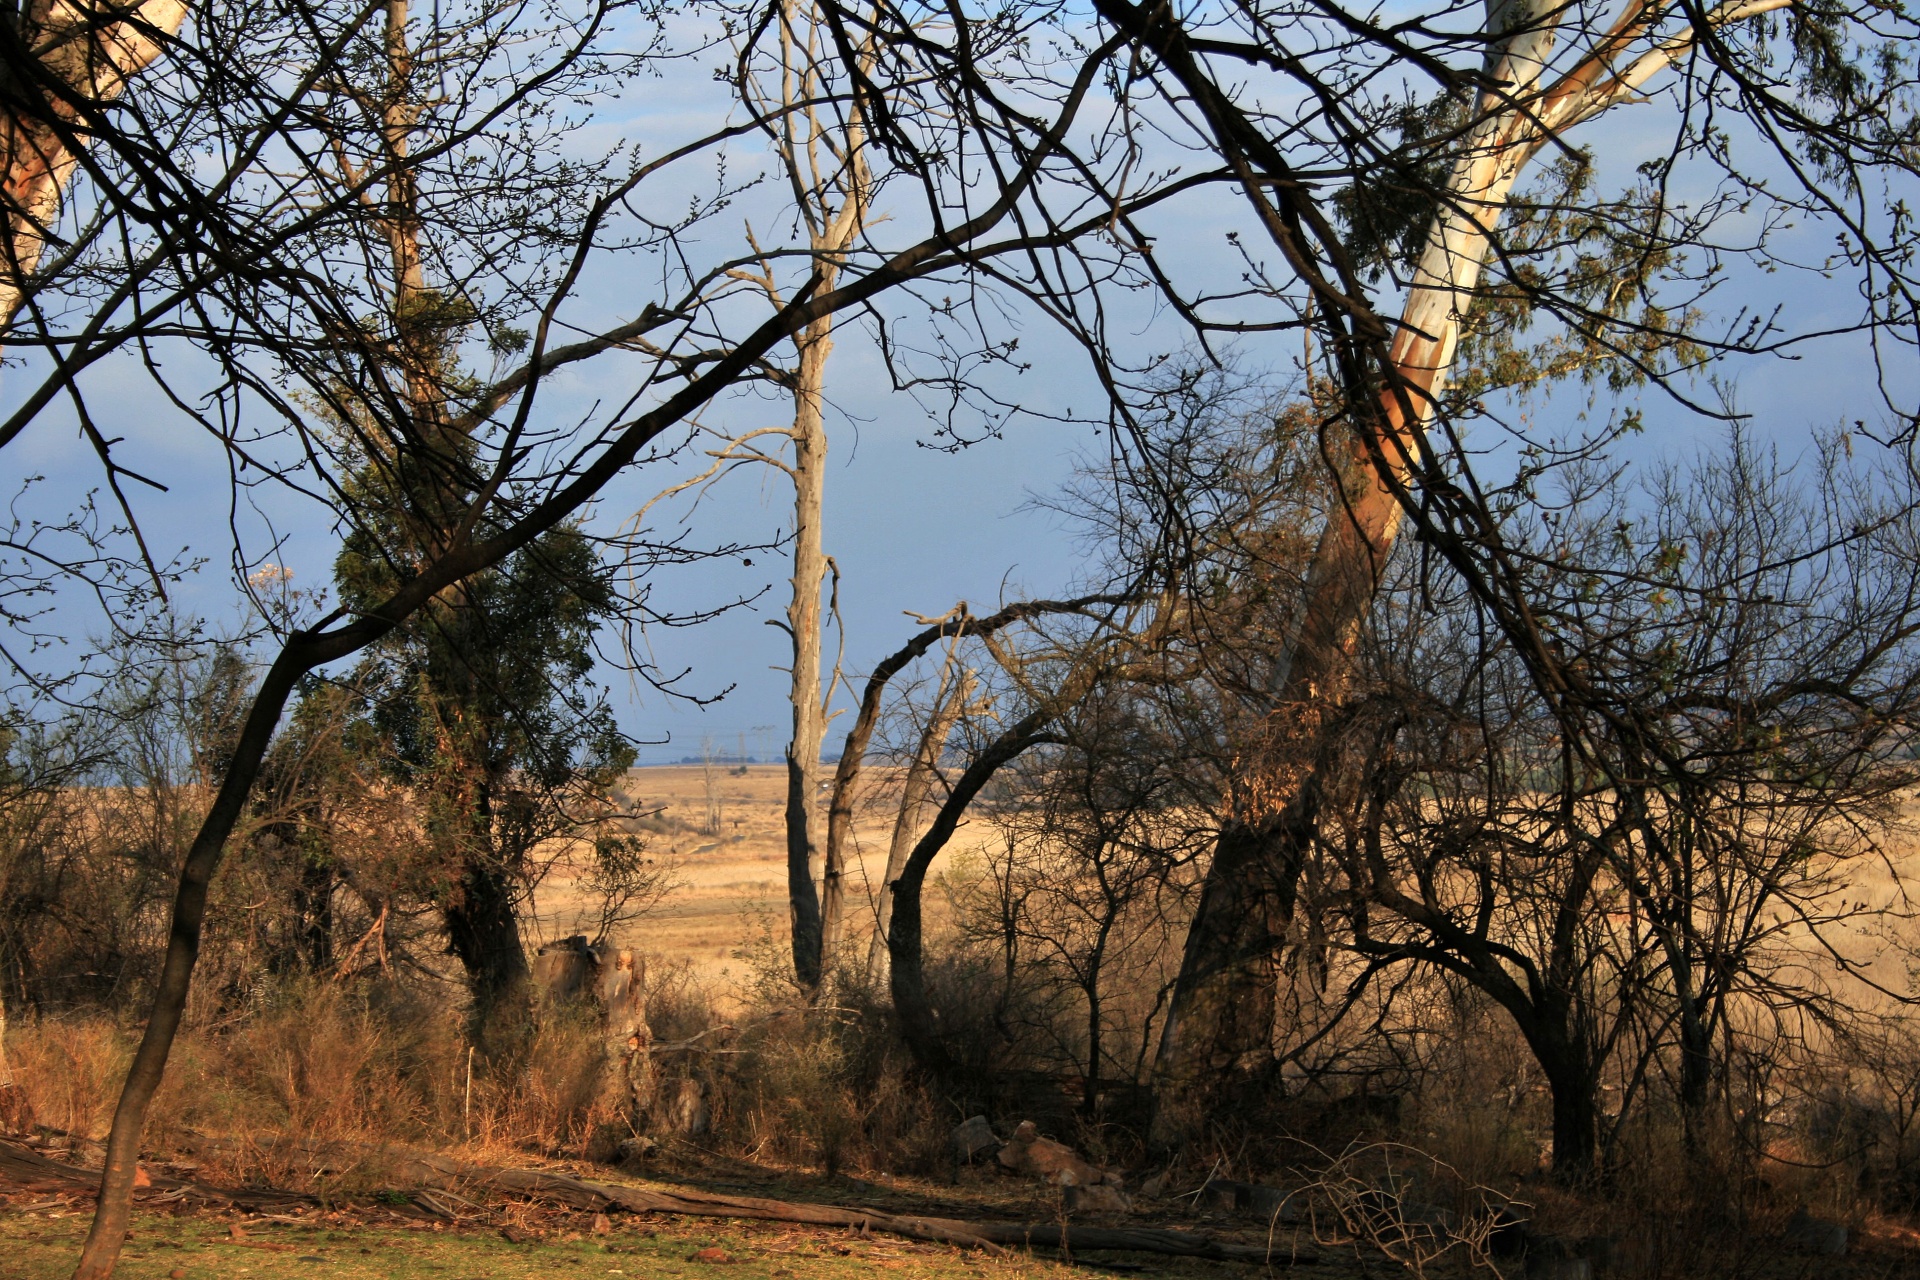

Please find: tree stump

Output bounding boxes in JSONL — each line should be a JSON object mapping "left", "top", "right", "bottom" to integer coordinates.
{"left": 533, "top": 935, "right": 596, "bottom": 1004}
{"left": 595, "top": 948, "right": 654, "bottom": 1123}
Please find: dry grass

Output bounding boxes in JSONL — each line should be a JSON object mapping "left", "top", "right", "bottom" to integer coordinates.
{"left": 538, "top": 765, "right": 998, "bottom": 997}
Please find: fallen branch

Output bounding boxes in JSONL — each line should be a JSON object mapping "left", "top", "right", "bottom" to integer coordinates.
{"left": 0, "top": 1137, "right": 305, "bottom": 1211}
{"left": 5, "top": 1134, "right": 1317, "bottom": 1265}
{"left": 384, "top": 1146, "right": 1318, "bottom": 1263}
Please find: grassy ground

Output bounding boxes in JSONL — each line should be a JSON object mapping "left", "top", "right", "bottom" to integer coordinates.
{"left": 2, "top": 1205, "right": 1111, "bottom": 1280}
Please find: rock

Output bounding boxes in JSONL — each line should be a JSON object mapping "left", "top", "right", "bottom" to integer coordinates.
{"left": 1784, "top": 1208, "right": 1847, "bottom": 1256}
{"left": 1064, "top": 1183, "right": 1132, "bottom": 1215}
{"left": 1021, "top": 1143, "right": 1098, "bottom": 1189}
{"left": 951, "top": 1115, "right": 999, "bottom": 1164}
{"left": 996, "top": 1120, "right": 1042, "bottom": 1167}
{"left": 660, "top": 1078, "right": 710, "bottom": 1137}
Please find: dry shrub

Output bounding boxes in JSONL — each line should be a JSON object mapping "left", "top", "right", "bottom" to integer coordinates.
{"left": 473, "top": 1001, "right": 616, "bottom": 1157}
{"left": 660, "top": 946, "right": 943, "bottom": 1179}
{"left": 3, "top": 974, "right": 632, "bottom": 1190}
{"left": 9, "top": 1016, "right": 128, "bottom": 1139}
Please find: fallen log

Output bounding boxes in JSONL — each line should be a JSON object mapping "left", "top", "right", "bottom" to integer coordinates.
{"left": 13, "top": 1134, "right": 1317, "bottom": 1266}
{"left": 0, "top": 1137, "right": 306, "bottom": 1210}
{"left": 384, "top": 1147, "right": 1317, "bottom": 1264}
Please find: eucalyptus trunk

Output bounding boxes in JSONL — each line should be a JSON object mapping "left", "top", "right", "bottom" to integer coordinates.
{"left": 0, "top": 2, "right": 187, "bottom": 331}
{"left": 1150, "top": 0, "right": 1658, "bottom": 1124}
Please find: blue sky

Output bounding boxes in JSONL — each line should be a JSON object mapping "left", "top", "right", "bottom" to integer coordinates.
{"left": 4, "top": 5, "right": 1913, "bottom": 764}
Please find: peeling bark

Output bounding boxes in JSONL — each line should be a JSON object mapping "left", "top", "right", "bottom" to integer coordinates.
{"left": 0, "top": 1, "right": 187, "bottom": 331}
{"left": 1146, "top": 0, "right": 1786, "bottom": 1133}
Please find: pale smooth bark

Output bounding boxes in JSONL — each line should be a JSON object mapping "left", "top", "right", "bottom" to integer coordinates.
{"left": 1150, "top": 0, "right": 1793, "bottom": 1119}
{"left": 0, "top": 1, "right": 187, "bottom": 331}
{"left": 745, "top": 0, "right": 874, "bottom": 988}
{"left": 866, "top": 659, "right": 971, "bottom": 983}
{"left": 784, "top": 313, "right": 837, "bottom": 987}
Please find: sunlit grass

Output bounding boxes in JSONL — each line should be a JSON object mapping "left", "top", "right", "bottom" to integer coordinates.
{"left": 0, "top": 1206, "right": 1111, "bottom": 1280}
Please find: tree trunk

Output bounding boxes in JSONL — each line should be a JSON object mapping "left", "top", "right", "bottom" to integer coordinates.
{"left": 445, "top": 852, "right": 531, "bottom": 1035}
{"left": 596, "top": 949, "right": 654, "bottom": 1127}
{"left": 785, "top": 318, "right": 833, "bottom": 990}
{"left": 1147, "top": 815, "right": 1302, "bottom": 1142}
{"left": 1148, "top": 0, "right": 1567, "bottom": 1128}
{"left": 888, "top": 716, "right": 1056, "bottom": 1072}
{"left": 867, "top": 661, "right": 969, "bottom": 983}
{"left": 1542, "top": 1042, "right": 1599, "bottom": 1182}
{"left": 73, "top": 647, "right": 310, "bottom": 1280}
{"left": 766, "top": 1, "right": 876, "bottom": 989}
{"left": 0, "top": 2, "right": 188, "bottom": 332}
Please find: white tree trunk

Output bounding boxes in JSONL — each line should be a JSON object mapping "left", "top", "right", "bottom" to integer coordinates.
{"left": 867, "top": 662, "right": 970, "bottom": 983}
{"left": 0, "top": 1, "right": 188, "bottom": 331}
{"left": 785, "top": 312, "right": 835, "bottom": 983}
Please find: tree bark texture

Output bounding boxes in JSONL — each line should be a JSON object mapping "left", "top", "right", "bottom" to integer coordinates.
{"left": 784, "top": 319, "right": 833, "bottom": 990}
{"left": 445, "top": 851, "right": 532, "bottom": 1033}
{"left": 0, "top": 1, "right": 187, "bottom": 332}
{"left": 596, "top": 949, "right": 654, "bottom": 1125}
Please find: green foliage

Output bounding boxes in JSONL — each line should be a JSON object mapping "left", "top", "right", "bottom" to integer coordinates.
{"left": 1448, "top": 153, "right": 1706, "bottom": 406}
{"left": 1332, "top": 90, "right": 1470, "bottom": 284}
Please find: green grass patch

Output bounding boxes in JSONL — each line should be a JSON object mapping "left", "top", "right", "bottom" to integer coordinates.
{"left": 0, "top": 1206, "right": 1107, "bottom": 1280}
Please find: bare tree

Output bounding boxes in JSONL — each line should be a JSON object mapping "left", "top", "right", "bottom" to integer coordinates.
{"left": 16, "top": 4, "right": 1229, "bottom": 1269}
{"left": 1295, "top": 433, "right": 1920, "bottom": 1177}
{"left": 867, "top": 646, "right": 972, "bottom": 984}
{"left": 1075, "top": 0, "right": 1919, "bottom": 1127}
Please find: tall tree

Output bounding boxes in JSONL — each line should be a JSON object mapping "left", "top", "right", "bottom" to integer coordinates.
{"left": 647, "top": 0, "right": 878, "bottom": 987}
{"left": 1106, "top": 0, "right": 1902, "bottom": 1125}
{"left": 40, "top": 5, "right": 1208, "bottom": 1269}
